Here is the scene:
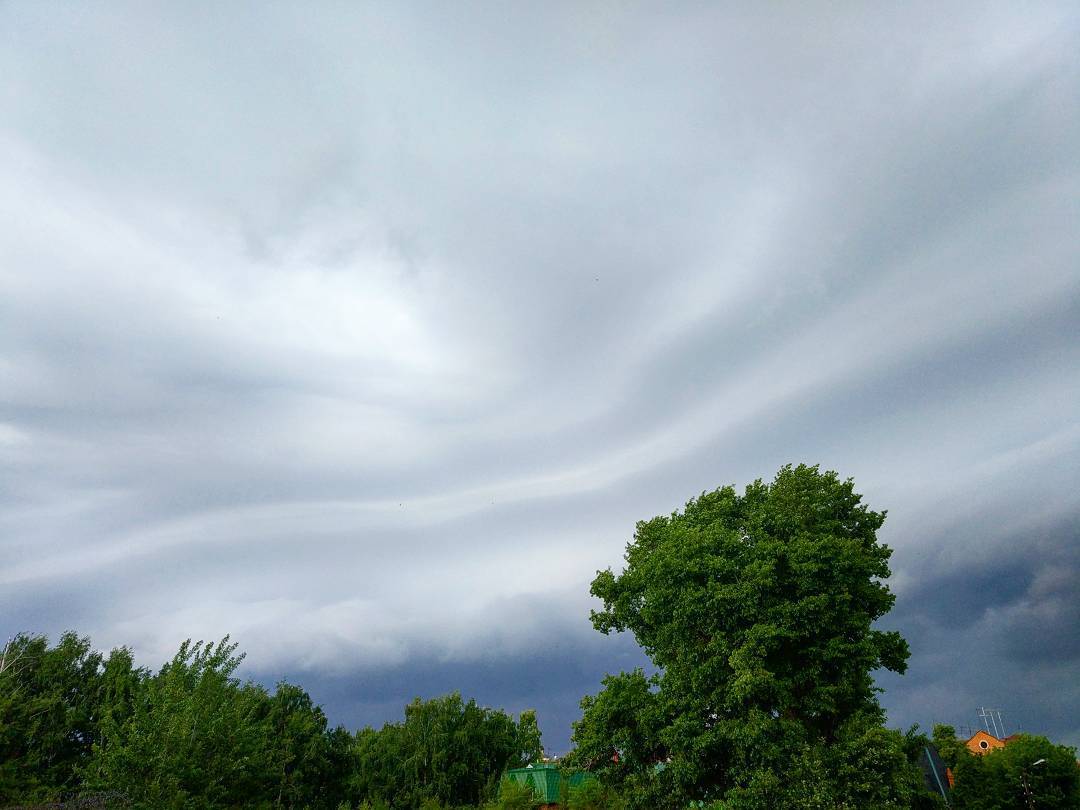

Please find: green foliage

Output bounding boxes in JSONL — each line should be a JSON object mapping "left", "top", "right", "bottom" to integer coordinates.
{"left": 564, "top": 778, "right": 626, "bottom": 810}
{"left": 564, "top": 671, "right": 674, "bottom": 808}
{"left": 82, "top": 637, "right": 265, "bottom": 807}
{"left": 899, "top": 725, "right": 949, "bottom": 809}
{"left": 824, "top": 717, "right": 921, "bottom": 808}
{"left": 950, "top": 734, "right": 1080, "bottom": 809}
{"left": 1, "top": 631, "right": 541, "bottom": 809}
{"left": 568, "top": 670, "right": 665, "bottom": 780}
{"left": 485, "top": 777, "right": 539, "bottom": 810}
{"left": 577, "top": 465, "right": 916, "bottom": 807}
{"left": 931, "top": 723, "right": 965, "bottom": 770}
{"left": 700, "top": 717, "right": 921, "bottom": 809}
{"left": 0, "top": 632, "right": 134, "bottom": 804}
{"left": 515, "top": 710, "right": 544, "bottom": 769}
{"left": 77, "top": 636, "right": 348, "bottom": 809}
{"left": 350, "top": 692, "right": 543, "bottom": 809}
{"left": 266, "top": 681, "right": 348, "bottom": 808}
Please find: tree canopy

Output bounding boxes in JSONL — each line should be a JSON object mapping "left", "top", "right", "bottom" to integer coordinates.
{"left": 0, "top": 632, "right": 112, "bottom": 804}
{"left": 949, "top": 733, "right": 1080, "bottom": 809}
{"left": 0, "top": 633, "right": 541, "bottom": 809}
{"left": 576, "top": 464, "right": 916, "bottom": 807}
{"left": 350, "top": 692, "right": 543, "bottom": 808}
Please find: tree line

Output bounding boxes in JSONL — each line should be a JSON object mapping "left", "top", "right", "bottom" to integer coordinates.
{"left": 0, "top": 631, "right": 550, "bottom": 809}
{"left": 3, "top": 465, "right": 1077, "bottom": 808}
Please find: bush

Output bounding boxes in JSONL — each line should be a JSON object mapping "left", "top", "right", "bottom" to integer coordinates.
{"left": 485, "top": 777, "right": 539, "bottom": 810}
{"left": 565, "top": 779, "right": 626, "bottom": 810}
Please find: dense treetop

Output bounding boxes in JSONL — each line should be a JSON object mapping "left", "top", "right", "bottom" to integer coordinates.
{"left": 577, "top": 464, "right": 916, "bottom": 807}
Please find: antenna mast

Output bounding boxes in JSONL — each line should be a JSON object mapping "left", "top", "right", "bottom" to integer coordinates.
{"left": 977, "top": 707, "right": 1006, "bottom": 738}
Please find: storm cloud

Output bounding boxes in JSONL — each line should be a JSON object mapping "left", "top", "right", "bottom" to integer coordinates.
{"left": 1, "top": 2, "right": 1078, "bottom": 751}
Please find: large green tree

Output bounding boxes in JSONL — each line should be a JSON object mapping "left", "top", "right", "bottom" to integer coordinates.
{"left": 576, "top": 464, "right": 915, "bottom": 807}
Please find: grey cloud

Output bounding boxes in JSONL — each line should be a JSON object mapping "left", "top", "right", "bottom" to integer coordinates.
{"left": 877, "top": 510, "right": 1080, "bottom": 745}
{"left": 253, "top": 628, "right": 651, "bottom": 755}
{"left": 2, "top": 1, "right": 1079, "bottom": 751}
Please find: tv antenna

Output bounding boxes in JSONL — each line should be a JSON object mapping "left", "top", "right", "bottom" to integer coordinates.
{"left": 977, "top": 707, "right": 1006, "bottom": 738}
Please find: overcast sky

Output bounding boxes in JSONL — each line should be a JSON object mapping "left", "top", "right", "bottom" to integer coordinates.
{"left": 1, "top": 2, "right": 1078, "bottom": 752}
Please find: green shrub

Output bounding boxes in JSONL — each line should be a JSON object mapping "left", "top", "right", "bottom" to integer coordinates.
{"left": 566, "top": 779, "right": 626, "bottom": 810}
{"left": 486, "top": 777, "right": 540, "bottom": 810}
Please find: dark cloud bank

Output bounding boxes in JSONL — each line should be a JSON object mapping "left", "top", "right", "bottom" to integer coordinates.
{"left": 1, "top": 3, "right": 1078, "bottom": 752}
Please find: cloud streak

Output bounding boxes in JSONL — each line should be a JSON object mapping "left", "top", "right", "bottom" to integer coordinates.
{"left": 2, "top": 1, "right": 1078, "bottom": 751}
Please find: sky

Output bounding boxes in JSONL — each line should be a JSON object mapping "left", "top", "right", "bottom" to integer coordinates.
{"left": 1, "top": 2, "right": 1078, "bottom": 753}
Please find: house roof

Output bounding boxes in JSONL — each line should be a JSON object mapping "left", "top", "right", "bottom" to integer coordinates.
{"left": 506, "top": 764, "right": 594, "bottom": 804}
{"left": 918, "top": 744, "right": 951, "bottom": 801}
{"left": 965, "top": 729, "right": 1007, "bottom": 754}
